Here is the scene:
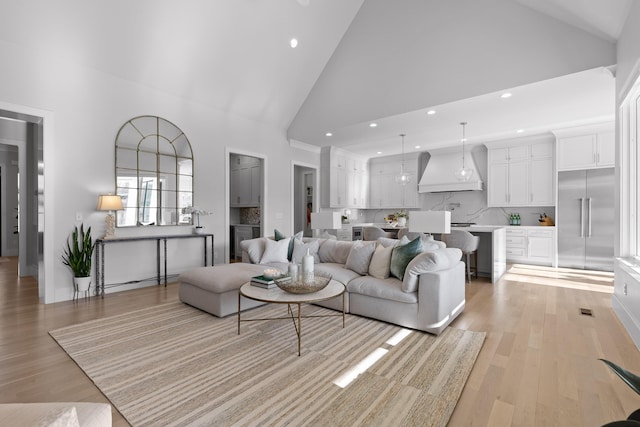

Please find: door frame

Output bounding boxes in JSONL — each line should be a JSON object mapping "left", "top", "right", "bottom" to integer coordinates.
{"left": 225, "top": 147, "right": 267, "bottom": 263}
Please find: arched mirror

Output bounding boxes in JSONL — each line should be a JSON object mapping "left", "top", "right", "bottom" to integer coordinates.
{"left": 115, "top": 116, "right": 193, "bottom": 227}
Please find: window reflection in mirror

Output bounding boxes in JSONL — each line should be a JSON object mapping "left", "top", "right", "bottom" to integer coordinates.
{"left": 115, "top": 116, "right": 193, "bottom": 227}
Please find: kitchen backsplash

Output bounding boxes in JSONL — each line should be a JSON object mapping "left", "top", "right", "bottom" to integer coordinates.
{"left": 239, "top": 207, "right": 261, "bottom": 224}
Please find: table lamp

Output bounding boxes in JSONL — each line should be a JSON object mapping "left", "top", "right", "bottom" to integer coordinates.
{"left": 408, "top": 211, "right": 451, "bottom": 237}
{"left": 96, "top": 194, "right": 124, "bottom": 239}
{"left": 310, "top": 212, "right": 342, "bottom": 236}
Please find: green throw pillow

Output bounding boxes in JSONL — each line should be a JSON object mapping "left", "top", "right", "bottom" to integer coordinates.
{"left": 390, "top": 236, "right": 423, "bottom": 280}
{"left": 274, "top": 229, "right": 302, "bottom": 261}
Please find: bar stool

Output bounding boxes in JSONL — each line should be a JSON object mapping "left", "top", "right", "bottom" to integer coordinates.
{"left": 363, "top": 226, "right": 394, "bottom": 241}
{"left": 442, "top": 230, "right": 480, "bottom": 283}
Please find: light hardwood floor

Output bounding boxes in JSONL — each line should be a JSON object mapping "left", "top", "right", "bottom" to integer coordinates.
{"left": 0, "top": 257, "right": 638, "bottom": 426}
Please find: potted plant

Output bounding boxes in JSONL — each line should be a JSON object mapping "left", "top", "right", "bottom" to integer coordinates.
{"left": 183, "top": 206, "right": 212, "bottom": 234}
{"left": 600, "top": 359, "right": 640, "bottom": 425}
{"left": 62, "top": 224, "right": 95, "bottom": 295}
{"left": 395, "top": 210, "right": 409, "bottom": 227}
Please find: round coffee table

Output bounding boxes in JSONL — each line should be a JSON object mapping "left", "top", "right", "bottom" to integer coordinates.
{"left": 238, "top": 280, "right": 346, "bottom": 356}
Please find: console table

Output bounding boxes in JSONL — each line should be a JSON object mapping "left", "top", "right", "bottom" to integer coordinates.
{"left": 95, "top": 233, "right": 214, "bottom": 297}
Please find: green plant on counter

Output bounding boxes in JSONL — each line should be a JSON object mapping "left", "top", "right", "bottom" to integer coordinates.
{"left": 62, "top": 224, "right": 94, "bottom": 277}
{"left": 394, "top": 210, "right": 408, "bottom": 218}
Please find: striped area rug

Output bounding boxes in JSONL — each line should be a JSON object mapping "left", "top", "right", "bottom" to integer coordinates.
{"left": 50, "top": 302, "right": 485, "bottom": 427}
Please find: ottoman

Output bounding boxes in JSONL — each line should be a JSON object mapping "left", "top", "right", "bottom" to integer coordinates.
{"left": 178, "top": 263, "right": 269, "bottom": 317}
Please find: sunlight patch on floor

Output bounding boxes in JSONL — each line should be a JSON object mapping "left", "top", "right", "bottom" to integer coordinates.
{"left": 333, "top": 328, "right": 413, "bottom": 389}
{"left": 504, "top": 264, "right": 614, "bottom": 294}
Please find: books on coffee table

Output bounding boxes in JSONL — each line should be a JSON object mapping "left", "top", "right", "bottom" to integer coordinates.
{"left": 250, "top": 275, "right": 291, "bottom": 289}
{"left": 251, "top": 275, "right": 277, "bottom": 289}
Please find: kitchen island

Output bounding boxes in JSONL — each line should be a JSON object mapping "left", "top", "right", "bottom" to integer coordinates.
{"left": 450, "top": 225, "right": 506, "bottom": 284}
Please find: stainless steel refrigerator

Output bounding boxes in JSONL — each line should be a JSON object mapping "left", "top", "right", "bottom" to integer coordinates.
{"left": 557, "top": 168, "right": 614, "bottom": 271}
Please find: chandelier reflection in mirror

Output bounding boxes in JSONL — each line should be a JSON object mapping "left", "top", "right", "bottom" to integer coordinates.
{"left": 115, "top": 116, "right": 194, "bottom": 227}
{"left": 395, "top": 133, "right": 412, "bottom": 185}
{"left": 455, "top": 121, "right": 473, "bottom": 181}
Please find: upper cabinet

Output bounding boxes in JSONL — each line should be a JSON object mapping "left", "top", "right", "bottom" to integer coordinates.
{"left": 554, "top": 123, "right": 615, "bottom": 171}
{"left": 321, "top": 147, "right": 369, "bottom": 208}
{"left": 486, "top": 138, "right": 554, "bottom": 207}
{"left": 230, "top": 154, "right": 262, "bottom": 207}
{"left": 369, "top": 153, "right": 419, "bottom": 209}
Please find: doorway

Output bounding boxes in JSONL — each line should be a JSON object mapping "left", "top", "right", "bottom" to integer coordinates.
{"left": 293, "top": 164, "right": 317, "bottom": 237}
{"left": 0, "top": 109, "right": 44, "bottom": 298}
{"left": 228, "top": 151, "right": 265, "bottom": 262}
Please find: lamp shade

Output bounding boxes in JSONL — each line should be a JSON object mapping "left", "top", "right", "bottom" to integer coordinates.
{"left": 408, "top": 211, "right": 451, "bottom": 234}
{"left": 310, "top": 212, "right": 342, "bottom": 230}
{"left": 96, "top": 194, "right": 124, "bottom": 211}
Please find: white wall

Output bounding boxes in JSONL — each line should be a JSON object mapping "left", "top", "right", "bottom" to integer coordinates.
{"left": 613, "top": 2, "right": 640, "bottom": 350}
{"left": 0, "top": 40, "right": 318, "bottom": 303}
{"left": 616, "top": 1, "right": 640, "bottom": 101}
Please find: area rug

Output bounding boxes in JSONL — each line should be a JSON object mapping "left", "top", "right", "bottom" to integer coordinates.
{"left": 50, "top": 302, "right": 485, "bottom": 427}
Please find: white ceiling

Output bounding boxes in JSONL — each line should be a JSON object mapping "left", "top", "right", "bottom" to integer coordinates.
{"left": 0, "top": 0, "right": 631, "bottom": 156}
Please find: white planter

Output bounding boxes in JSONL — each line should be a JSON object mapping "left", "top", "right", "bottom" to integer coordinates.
{"left": 397, "top": 217, "right": 407, "bottom": 227}
{"left": 73, "top": 276, "right": 92, "bottom": 300}
{"left": 194, "top": 226, "right": 205, "bottom": 234}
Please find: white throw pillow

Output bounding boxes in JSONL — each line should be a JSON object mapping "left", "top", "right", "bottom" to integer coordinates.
{"left": 345, "top": 240, "right": 376, "bottom": 275}
{"left": 368, "top": 243, "right": 394, "bottom": 279}
{"left": 291, "top": 239, "right": 320, "bottom": 263}
{"left": 240, "top": 237, "right": 267, "bottom": 264}
{"left": 260, "top": 237, "right": 291, "bottom": 264}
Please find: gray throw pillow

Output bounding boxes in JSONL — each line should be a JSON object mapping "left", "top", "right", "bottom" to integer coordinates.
{"left": 390, "top": 236, "right": 423, "bottom": 280}
{"left": 345, "top": 240, "right": 376, "bottom": 275}
{"left": 291, "top": 239, "right": 320, "bottom": 264}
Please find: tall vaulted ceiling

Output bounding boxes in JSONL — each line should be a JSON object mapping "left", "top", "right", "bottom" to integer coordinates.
{"left": 0, "top": 0, "right": 630, "bottom": 155}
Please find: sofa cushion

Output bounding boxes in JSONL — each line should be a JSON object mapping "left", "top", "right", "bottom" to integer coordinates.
{"left": 390, "top": 237, "right": 423, "bottom": 280}
{"left": 314, "top": 263, "right": 362, "bottom": 286}
{"left": 402, "top": 248, "right": 462, "bottom": 292}
{"left": 291, "top": 239, "right": 320, "bottom": 263}
{"left": 240, "top": 237, "right": 266, "bottom": 264}
{"left": 275, "top": 229, "right": 302, "bottom": 260}
{"left": 368, "top": 243, "right": 393, "bottom": 279}
{"left": 345, "top": 240, "right": 376, "bottom": 275}
{"left": 318, "top": 239, "right": 354, "bottom": 264}
{"left": 347, "top": 276, "right": 418, "bottom": 304}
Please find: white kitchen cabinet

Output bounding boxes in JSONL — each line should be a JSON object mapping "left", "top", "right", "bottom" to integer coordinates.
{"left": 369, "top": 153, "right": 419, "bottom": 209}
{"left": 505, "top": 227, "right": 555, "bottom": 266}
{"left": 555, "top": 124, "right": 615, "bottom": 171}
{"left": 321, "top": 147, "right": 369, "bottom": 209}
{"left": 486, "top": 140, "right": 554, "bottom": 207}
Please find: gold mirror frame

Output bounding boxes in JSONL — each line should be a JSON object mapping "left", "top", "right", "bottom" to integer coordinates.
{"left": 115, "top": 116, "right": 194, "bottom": 227}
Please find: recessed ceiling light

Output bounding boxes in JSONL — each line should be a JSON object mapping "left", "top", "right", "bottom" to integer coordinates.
{"left": 501, "top": 92, "right": 512, "bottom": 99}
{"left": 377, "top": 151, "right": 382, "bottom": 155}
{"left": 427, "top": 110, "right": 436, "bottom": 115}
{"left": 415, "top": 145, "right": 421, "bottom": 149}
{"left": 325, "top": 132, "right": 333, "bottom": 137}
{"left": 369, "top": 123, "right": 377, "bottom": 128}
{"left": 290, "top": 38, "right": 298, "bottom": 48}
{"left": 516, "top": 129, "right": 524, "bottom": 133}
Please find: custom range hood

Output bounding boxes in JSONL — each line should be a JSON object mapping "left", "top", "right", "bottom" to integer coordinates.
{"left": 418, "top": 150, "right": 484, "bottom": 193}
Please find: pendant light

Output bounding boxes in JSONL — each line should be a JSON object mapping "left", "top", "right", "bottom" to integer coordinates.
{"left": 395, "top": 133, "right": 412, "bottom": 185}
{"left": 454, "top": 122, "right": 473, "bottom": 181}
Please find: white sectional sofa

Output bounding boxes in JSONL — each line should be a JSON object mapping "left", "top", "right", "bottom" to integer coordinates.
{"left": 179, "top": 235, "right": 466, "bottom": 335}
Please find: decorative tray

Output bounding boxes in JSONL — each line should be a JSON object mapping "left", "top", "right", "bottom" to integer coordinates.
{"left": 274, "top": 273, "right": 332, "bottom": 294}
